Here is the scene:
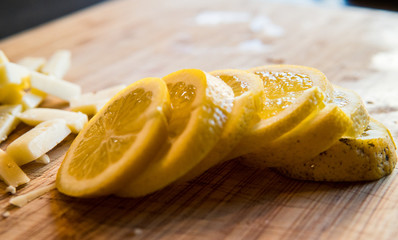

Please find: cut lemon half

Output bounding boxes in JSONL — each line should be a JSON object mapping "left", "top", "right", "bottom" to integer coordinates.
{"left": 228, "top": 65, "right": 333, "bottom": 159}
{"left": 278, "top": 118, "right": 397, "bottom": 181}
{"left": 178, "top": 69, "right": 264, "bottom": 182}
{"left": 333, "top": 84, "right": 369, "bottom": 138}
{"left": 56, "top": 77, "right": 170, "bottom": 197}
{"left": 116, "top": 69, "right": 234, "bottom": 197}
{"left": 242, "top": 104, "right": 351, "bottom": 167}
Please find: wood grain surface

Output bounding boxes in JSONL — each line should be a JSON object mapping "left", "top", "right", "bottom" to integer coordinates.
{"left": 1, "top": 0, "right": 398, "bottom": 239}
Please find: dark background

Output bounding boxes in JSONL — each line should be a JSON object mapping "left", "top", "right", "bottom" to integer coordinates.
{"left": 0, "top": 0, "right": 107, "bottom": 39}
{"left": 349, "top": 0, "right": 398, "bottom": 11}
{"left": 0, "top": 0, "right": 396, "bottom": 40}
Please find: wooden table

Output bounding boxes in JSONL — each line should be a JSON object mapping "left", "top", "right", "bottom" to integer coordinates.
{"left": 1, "top": 0, "right": 398, "bottom": 239}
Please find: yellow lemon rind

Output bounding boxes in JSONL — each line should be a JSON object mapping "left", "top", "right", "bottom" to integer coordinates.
{"left": 277, "top": 118, "right": 397, "bottom": 181}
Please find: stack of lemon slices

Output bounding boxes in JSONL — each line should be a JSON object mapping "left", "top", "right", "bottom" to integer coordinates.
{"left": 56, "top": 65, "right": 397, "bottom": 198}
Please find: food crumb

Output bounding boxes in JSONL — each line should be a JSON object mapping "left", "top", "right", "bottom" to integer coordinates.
{"left": 2, "top": 211, "right": 10, "bottom": 218}
{"left": 134, "top": 228, "right": 143, "bottom": 236}
{"left": 35, "top": 154, "right": 51, "bottom": 164}
{"left": 266, "top": 57, "right": 285, "bottom": 64}
{"left": 5, "top": 186, "right": 16, "bottom": 195}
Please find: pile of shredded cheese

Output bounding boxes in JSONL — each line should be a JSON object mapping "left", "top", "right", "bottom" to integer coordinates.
{"left": 0, "top": 49, "right": 124, "bottom": 209}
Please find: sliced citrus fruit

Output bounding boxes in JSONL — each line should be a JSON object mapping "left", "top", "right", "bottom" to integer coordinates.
{"left": 241, "top": 104, "right": 351, "bottom": 167}
{"left": 252, "top": 64, "right": 334, "bottom": 118}
{"left": 56, "top": 77, "right": 170, "bottom": 197}
{"left": 333, "top": 84, "right": 369, "bottom": 138}
{"left": 227, "top": 64, "right": 333, "bottom": 159}
{"left": 116, "top": 69, "right": 234, "bottom": 197}
{"left": 277, "top": 118, "right": 397, "bottom": 181}
{"left": 178, "top": 69, "right": 264, "bottom": 182}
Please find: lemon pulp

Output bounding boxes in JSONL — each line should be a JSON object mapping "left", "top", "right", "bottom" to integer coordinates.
{"left": 68, "top": 88, "right": 152, "bottom": 179}
{"left": 255, "top": 71, "right": 313, "bottom": 118}
{"left": 167, "top": 82, "right": 196, "bottom": 139}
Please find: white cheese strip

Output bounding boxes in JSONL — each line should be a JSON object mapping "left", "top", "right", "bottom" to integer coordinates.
{"left": 30, "top": 71, "right": 81, "bottom": 101}
{"left": 0, "top": 50, "right": 9, "bottom": 64}
{"left": 35, "top": 154, "right": 50, "bottom": 164}
{"left": 6, "top": 185, "right": 16, "bottom": 194}
{"left": 0, "top": 150, "right": 30, "bottom": 187}
{"left": 10, "top": 183, "right": 56, "bottom": 208}
{"left": 0, "top": 105, "right": 22, "bottom": 142}
{"left": 0, "top": 114, "right": 20, "bottom": 143}
{"left": 21, "top": 89, "right": 47, "bottom": 110}
{"left": 6, "top": 119, "right": 71, "bottom": 166}
{"left": 2, "top": 211, "right": 10, "bottom": 218}
{"left": 0, "top": 62, "right": 30, "bottom": 86}
{"left": 70, "top": 99, "right": 108, "bottom": 116}
{"left": 0, "top": 104, "right": 23, "bottom": 116}
{"left": 86, "top": 84, "right": 126, "bottom": 100}
{"left": 17, "top": 57, "right": 46, "bottom": 71}
{"left": 69, "top": 84, "right": 125, "bottom": 106}
{"left": 70, "top": 84, "right": 125, "bottom": 115}
{"left": 41, "top": 50, "right": 71, "bottom": 78}
{"left": 18, "top": 108, "right": 88, "bottom": 133}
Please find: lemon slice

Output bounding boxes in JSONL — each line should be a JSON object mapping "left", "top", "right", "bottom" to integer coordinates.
{"left": 56, "top": 78, "right": 170, "bottom": 197}
{"left": 252, "top": 64, "right": 334, "bottom": 118}
{"left": 116, "top": 69, "right": 234, "bottom": 197}
{"left": 228, "top": 65, "right": 332, "bottom": 159}
{"left": 178, "top": 69, "right": 264, "bottom": 182}
{"left": 242, "top": 104, "right": 351, "bottom": 167}
{"left": 277, "top": 118, "right": 397, "bottom": 181}
{"left": 333, "top": 85, "right": 369, "bottom": 137}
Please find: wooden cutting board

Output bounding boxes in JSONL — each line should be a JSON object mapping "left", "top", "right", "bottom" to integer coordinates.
{"left": 1, "top": 0, "right": 398, "bottom": 239}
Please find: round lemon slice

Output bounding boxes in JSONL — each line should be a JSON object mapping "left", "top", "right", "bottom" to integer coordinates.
{"left": 178, "top": 69, "right": 264, "bottom": 182}
{"left": 228, "top": 65, "right": 333, "bottom": 159}
{"left": 116, "top": 69, "right": 234, "bottom": 197}
{"left": 56, "top": 77, "right": 170, "bottom": 197}
{"left": 278, "top": 118, "right": 397, "bottom": 181}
